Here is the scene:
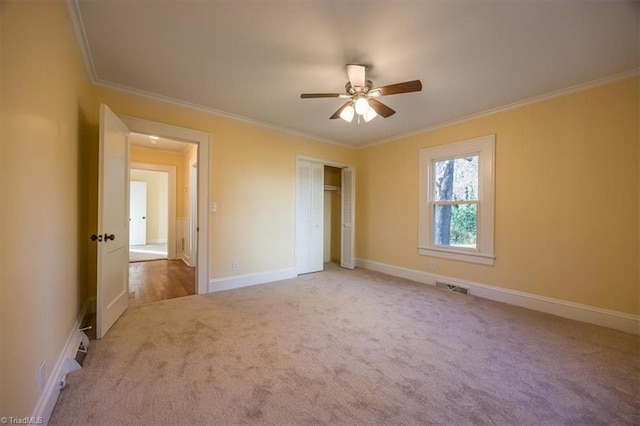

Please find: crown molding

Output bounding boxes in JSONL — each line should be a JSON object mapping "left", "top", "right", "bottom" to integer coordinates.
{"left": 359, "top": 68, "right": 640, "bottom": 149}
{"left": 65, "top": 0, "right": 97, "bottom": 82}
{"left": 92, "top": 79, "right": 352, "bottom": 149}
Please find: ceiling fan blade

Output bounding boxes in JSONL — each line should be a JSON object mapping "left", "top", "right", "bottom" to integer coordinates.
{"left": 300, "top": 93, "right": 343, "bottom": 99}
{"left": 368, "top": 98, "right": 396, "bottom": 118}
{"left": 346, "top": 64, "right": 366, "bottom": 89}
{"left": 330, "top": 102, "right": 352, "bottom": 120}
{"left": 373, "top": 80, "right": 422, "bottom": 96}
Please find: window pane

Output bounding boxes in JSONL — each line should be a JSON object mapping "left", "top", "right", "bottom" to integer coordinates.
{"left": 434, "top": 156, "right": 478, "bottom": 201}
{"left": 432, "top": 203, "right": 477, "bottom": 248}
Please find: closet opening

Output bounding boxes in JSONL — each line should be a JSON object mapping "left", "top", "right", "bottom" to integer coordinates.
{"left": 323, "top": 166, "right": 342, "bottom": 267}
{"left": 295, "top": 157, "right": 355, "bottom": 275}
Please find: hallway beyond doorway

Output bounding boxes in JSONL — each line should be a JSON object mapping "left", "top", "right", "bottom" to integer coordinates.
{"left": 129, "top": 243, "right": 168, "bottom": 262}
{"left": 129, "top": 259, "right": 195, "bottom": 306}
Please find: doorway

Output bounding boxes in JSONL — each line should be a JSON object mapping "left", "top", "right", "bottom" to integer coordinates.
{"left": 323, "top": 166, "right": 342, "bottom": 265}
{"left": 118, "top": 115, "right": 210, "bottom": 296}
{"left": 129, "top": 169, "right": 169, "bottom": 262}
{"left": 126, "top": 133, "right": 198, "bottom": 305}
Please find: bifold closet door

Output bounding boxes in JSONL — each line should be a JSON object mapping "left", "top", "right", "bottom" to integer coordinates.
{"left": 295, "top": 159, "right": 324, "bottom": 274}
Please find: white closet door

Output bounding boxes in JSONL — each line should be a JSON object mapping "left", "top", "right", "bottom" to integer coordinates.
{"left": 295, "top": 159, "right": 324, "bottom": 274}
{"left": 341, "top": 167, "right": 355, "bottom": 269}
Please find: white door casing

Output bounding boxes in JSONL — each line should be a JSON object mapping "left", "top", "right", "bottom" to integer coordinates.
{"left": 97, "top": 104, "right": 130, "bottom": 339}
{"left": 118, "top": 114, "right": 210, "bottom": 295}
{"left": 341, "top": 167, "right": 355, "bottom": 269}
{"left": 190, "top": 162, "right": 198, "bottom": 267}
{"left": 129, "top": 181, "right": 147, "bottom": 246}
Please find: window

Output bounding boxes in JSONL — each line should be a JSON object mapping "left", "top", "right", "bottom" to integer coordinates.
{"left": 419, "top": 135, "right": 495, "bottom": 265}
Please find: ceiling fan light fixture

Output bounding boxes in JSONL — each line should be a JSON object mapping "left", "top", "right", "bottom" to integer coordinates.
{"left": 340, "top": 104, "right": 355, "bottom": 122}
{"left": 354, "top": 97, "right": 370, "bottom": 115}
{"left": 363, "top": 107, "right": 377, "bottom": 122}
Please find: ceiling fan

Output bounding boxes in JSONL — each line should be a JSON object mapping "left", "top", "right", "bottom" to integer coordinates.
{"left": 300, "top": 64, "right": 422, "bottom": 123}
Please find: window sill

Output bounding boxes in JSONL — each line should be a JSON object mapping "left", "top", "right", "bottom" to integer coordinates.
{"left": 418, "top": 247, "right": 495, "bottom": 266}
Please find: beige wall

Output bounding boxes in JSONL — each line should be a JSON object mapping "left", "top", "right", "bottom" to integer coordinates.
{"left": 0, "top": 1, "right": 94, "bottom": 416}
{"left": 357, "top": 77, "right": 639, "bottom": 315}
{"left": 89, "top": 86, "right": 358, "bottom": 277}
{"left": 130, "top": 146, "right": 186, "bottom": 217}
{"left": 130, "top": 169, "right": 169, "bottom": 242}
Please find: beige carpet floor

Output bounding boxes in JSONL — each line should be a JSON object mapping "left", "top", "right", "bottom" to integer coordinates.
{"left": 51, "top": 264, "right": 639, "bottom": 425}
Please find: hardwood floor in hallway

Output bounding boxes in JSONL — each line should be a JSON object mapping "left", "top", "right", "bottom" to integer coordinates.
{"left": 129, "top": 259, "right": 196, "bottom": 306}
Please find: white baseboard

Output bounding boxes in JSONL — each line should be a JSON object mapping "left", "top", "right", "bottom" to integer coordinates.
{"left": 147, "top": 238, "right": 167, "bottom": 245}
{"left": 209, "top": 268, "right": 297, "bottom": 293}
{"left": 32, "top": 299, "right": 90, "bottom": 425}
{"left": 179, "top": 252, "right": 190, "bottom": 266}
{"left": 355, "top": 258, "right": 640, "bottom": 335}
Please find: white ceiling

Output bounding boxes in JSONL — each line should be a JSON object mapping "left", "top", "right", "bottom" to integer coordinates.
{"left": 71, "top": 1, "right": 639, "bottom": 148}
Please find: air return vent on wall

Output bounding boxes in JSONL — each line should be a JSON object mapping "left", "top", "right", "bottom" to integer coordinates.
{"left": 435, "top": 281, "right": 469, "bottom": 295}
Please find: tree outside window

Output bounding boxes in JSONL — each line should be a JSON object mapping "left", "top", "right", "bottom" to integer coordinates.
{"left": 433, "top": 155, "right": 478, "bottom": 248}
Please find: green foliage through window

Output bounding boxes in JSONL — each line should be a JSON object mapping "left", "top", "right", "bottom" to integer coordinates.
{"left": 433, "top": 155, "right": 478, "bottom": 249}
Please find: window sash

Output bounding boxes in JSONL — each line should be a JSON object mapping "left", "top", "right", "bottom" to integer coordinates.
{"left": 430, "top": 201, "right": 479, "bottom": 251}
{"left": 430, "top": 155, "right": 480, "bottom": 202}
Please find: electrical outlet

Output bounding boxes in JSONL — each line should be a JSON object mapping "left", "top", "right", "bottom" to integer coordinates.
{"left": 38, "top": 361, "right": 46, "bottom": 394}
{"left": 232, "top": 261, "right": 239, "bottom": 271}
{"left": 429, "top": 261, "right": 436, "bottom": 270}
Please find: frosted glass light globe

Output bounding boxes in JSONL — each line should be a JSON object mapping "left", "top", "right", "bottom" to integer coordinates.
{"left": 354, "top": 97, "right": 370, "bottom": 115}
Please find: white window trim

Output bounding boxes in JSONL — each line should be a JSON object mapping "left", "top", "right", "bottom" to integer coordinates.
{"left": 419, "top": 135, "right": 495, "bottom": 266}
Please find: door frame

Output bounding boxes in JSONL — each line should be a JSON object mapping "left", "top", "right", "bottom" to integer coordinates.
{"left": 190, "top": 161, "right": 198, "bottom": 267}
{"left": 295, "top": 155, "right": 355, "bottom": 273}
{"left": 130, "top": 163, "right": 177, "bottom": 259}
{"left": 119, "top": 114, "right": 210, "bottom": 295}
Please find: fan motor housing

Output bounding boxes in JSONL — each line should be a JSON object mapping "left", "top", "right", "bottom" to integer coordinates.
{"left": 345, "top": 80, "right": 374, "bottom": 95}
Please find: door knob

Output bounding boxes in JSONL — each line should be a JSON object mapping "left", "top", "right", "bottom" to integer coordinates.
{"left": 104, "top": 233, "right": 115, "bottom": 241}
{"left": 90, "top": 234, "right": 103, "bottom": 242}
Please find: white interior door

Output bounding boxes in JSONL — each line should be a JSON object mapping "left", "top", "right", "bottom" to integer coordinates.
{"left": 295, "top": 159, "right": 324, "bottom": 274}
{"left": 129, "top": 181, "right": 147, "bottom": 246}
{"left": 341, "top": 167, "right": 355, "bottom": 269}
{"left": 97, "top": 104, "right": 130, "bottom": 339}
